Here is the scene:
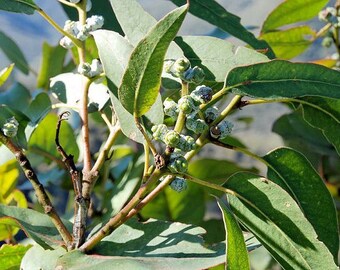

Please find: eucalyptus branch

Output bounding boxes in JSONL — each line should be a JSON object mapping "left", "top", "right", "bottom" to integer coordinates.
{"left": 79, "top": 168, "right": 164, "bottom": 252}
{"left": 56, "top": 112, "right": 87, "bottom": 248}
{"left": 200, "top": 85, "right": 237, "bottom": 110}
{"left": 211, "top": 95, "right": 242, "bottom": 126}
{"left": 0, "top": 131, "right": 73, "bottom": 248}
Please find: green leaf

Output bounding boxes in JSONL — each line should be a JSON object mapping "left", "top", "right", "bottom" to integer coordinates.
{"left": 118, "top": 5, "right": 188, "bottom": 117}
{"left": 299, "top": 97, "right": 340, "bottom": 156}
{"left": 217, "top": 198, "right": 250, "bottom": 270}
{"left": 37, "top": 42, "right": 67, "bottom": 89}
{"left": 227, "top": 60, "right": 340, "bottom": 99}
{"left": 0, "top": 205, "right": 72, "bottom": 249}
{"left": 28, "top": 113, "right": 79, "bottom": 162}
{"left": 0, "top": 63, "right": 14, "bottom": 87}
{"left": 0, "top": 160, "right": 19, "bottom": 199}
{"left": 58, "top": 218, "right": 225, "bottom": 270}
{"left": 0, "top": 0, "right": 38, "bottom": 14}
{"left": 262, "top": 0, "right": 328, "bottom": 32}
{"left": 263, "top": 147, "right": 339, "bottom": 261}
{"left": 259, "top": 26, "right": 316, "bottom": 60}
{"left": 175, "top": 36, "right": 268, "bottom": 84}
{"left": 50, "top": 73, "right": 110, "bottom": 112}
{"left": 171, "top": 0, "right": 275, "bottom": 59}
{"left": 224, "top": 172, "right": 337, "bottom": 270}
{"left": 0, "top": 244, "right": 32, "bottom": 270}
{"left": 20, "top": 245, "right": 66, "bottom": 270}
{"left": 0, "top": 31, "right": 29, "bottom": 74}
{"left": 0, "top": 83, "right": 31, "bottom": 111}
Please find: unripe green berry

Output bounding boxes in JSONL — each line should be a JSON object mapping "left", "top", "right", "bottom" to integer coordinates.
{"left": 170, "top": 177, "right": 187, "bottom": 192}
{"left": 171, "top": 57, "right": 190, "bottom": 77}
{"left": 204, "top": 106, "right": 219, "bottom": 123}
{"left": 178, "top": 95, "right": 198, "bottom": 115}
{"left": 186, "top": 117, "right": 208, "bottom": 133}
{"left": 182, "top": 66, "right": 205, "bottom": 84}
{"left": 177, "top": 135, "right": 196, "bottom": 152}
{"left": 151, "top": 124, "right": 168, "bottom": 141}
{"left": 2, "top": 117, "right": 19, "bottom": 137}
{"left": 163, "top": 97, "right": 179, "bottom": 120}
{"left": 168, "top": 153, "right": 188, "bottom": 173}
{"left": 190, "top": 85, "right": 213, "bottom": 104}
{"left": 164, "top": 130, "right": 180, "bottom": 147}
{"left": 322, "top": 36, "right": 333, "bottom": 48}
{"left": 210, "top": 120, "right": 234, "bottom": 139}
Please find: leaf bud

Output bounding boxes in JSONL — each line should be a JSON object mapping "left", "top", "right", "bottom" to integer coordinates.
{"left": 190, "top": 85, "right": 213, "bottom": 104}
{"left": 163, "top": 97, "right": 179, "bottom": 120}
{"left": 164, "top": 130, "right": 180, "bottom": 147}
{"left": 182, "top": 66, "right": 205, "bottom": 84}
{"left": 186, "top": 117, "right": 208, "bottom": 134}
{"left": 178, "top": 95, "right": 198, "bottom": 115}
{"left": 151, "top": 124, "right": 168, "bottom": 141}
{"left": 168, "top": 152, "right": 188, "bottom": 173}
{"left": 210, "top": 120, "right": 234, "bottom": 139}
{"left": 2, "top": 117, "right": 19, "bottom": 137}
{"left": 170, "top": 177, "right": 187, "bottom": 192}
{"left": 204, "top": 106, "right": 219, "bottom": 123}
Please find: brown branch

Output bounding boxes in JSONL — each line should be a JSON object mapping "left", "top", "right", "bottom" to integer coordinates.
{"left": 0, "top": 131, "right": 73, "bottom": 248}
{"left": 56, "top": 111, "right": 87, "bottom": 248}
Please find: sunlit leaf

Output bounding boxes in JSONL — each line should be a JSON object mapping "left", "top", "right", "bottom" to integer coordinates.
{"left": 0, "top": 63, "right": 14, "bottom": 87}
{"left": 0, "top": 244, "right": 32, "bottom": 270}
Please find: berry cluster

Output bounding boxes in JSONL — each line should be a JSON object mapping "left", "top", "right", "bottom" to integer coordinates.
{"left": 60, "top": 15, "right": 104, "bottom": 49}
{"left": 2, "top": 117, "right": 19, "bottom": 138}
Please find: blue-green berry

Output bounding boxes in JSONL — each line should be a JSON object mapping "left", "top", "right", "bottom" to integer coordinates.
{"left": 190, "top": 85, "right": 213, "bottom": 104}
{"left": 177, "top": 135, "right": 196, "bottom": 152}
{"left": 151, "top": 124, "right": 168, "bottom": 141}
{"left": 186, "top": 117, "right": 208, "bottom": 134}
{"left": 164, "top": 130, "right": 180, "bottom": 147}
{"left": 182, "top": 66, "right": 205, "bottom": 84}
{"left": 163, "top": 97, "right": 179, "bottom": 120}
{"left": 171, "top": 58, "right": 190, "bottom": 77}
{"left": 210, "top": 120, "right": 234, "bottom": 139}
{"left": 178, "top": 95, "right": 198, "bottom": 115}
{"left": 2, "top": 117, "right": 19, "bottom": 137}
{"left": 168, "top": 153, "right": 188, "bottom": 173}
{"left": 170, "top": 177, "right": 187, "bottom": 192}
{"left": 204, "top": 106, "right": 219, "bottom": 123}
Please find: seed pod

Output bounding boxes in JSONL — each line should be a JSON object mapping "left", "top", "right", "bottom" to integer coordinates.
{"left": 177, "top": 135, "right": 196, "bottom": 152}
{"left": 182, "top": 66, "right": 205, "bottom": 84}
{"left": 151, "top": 124, "right": 168, "bottom": 141}
{"left": 164, "top": 130, "right": 180, "bottom": 147}
{"left": 186, "top": 117, "right": 208, "bottom": 134}
{"left": 78, "top": 62, "right": 92, "bottom": 76}
{"left": 89, "top": 59, "right": 103, "bottom": 77}
{"left": 86, "top": 15, "right": 104, "bottom": 31}
{"left": 171, "top": 57, "right": 191, "bottom": 78}
{"left": 163, "top": 98, "right": 179, "bottom": 120}
{"left": 190, "top": 85, "right": 213, "bottom": 104}
{"left": 170, "top": 177, "right": 187, "bottom": 192}
{"left": 210, "top": 120, "right": 234, "bottom": 139}
{"left": 178, "top": 95, "right": 198, "bottom": 115}
{"left": 59, "top": 36, "right": 74, "bottom": 49}
{"left": 164, "top": 60, "right": 175, "bottom": 73}
{"left": 2, "top": 117, "right": 19, "bottom": 137}
{"left": 204, "top": 106, "right": 219, "bottom": 123}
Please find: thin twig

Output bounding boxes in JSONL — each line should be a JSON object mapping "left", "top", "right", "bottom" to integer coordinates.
{"left": 56, "top": 112, "right": 87, "bottom": 248}
{"left": 0, "top": 131, "right": 73, "bottom": 248}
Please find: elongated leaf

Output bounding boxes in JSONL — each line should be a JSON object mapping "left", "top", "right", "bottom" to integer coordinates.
{"left": 262, "top": 0, "right": 328, "bottom": 33}
{"left": 0, "top": 0, "right": 38, "bottom": 14}
{"left": 37, "top": 42, "right": 67, "bottom": 89}
{"left": 227, "top": 60, "right": 340, "bottom": 99}
{"left": 118, "top": 5, "right": 188, "bottom": 117}
{"left": 224, "top": 172, "right": 337, "bottom": 270}
{"left": 0, "top": 63, "right": 14, "bottom": 87}
{"left": 217, "top": 198, "right": 250, "bottom": 270}
{"left": 0, "top": 83, "right": 31, "bottom": 112}
{"left": 0, "top": 244, "right": 32, "bottom": 270}
{"left": 0, "top": 205, "right": 72, "bottom": 249}
{"left": 175, "top": 36, "right": 268, "bottom": 84}
{"left": 0, "top": 31, "right": 29, "bottom": 74}
{"left": 58, "top": 218, "right": 225, "bottom": 270}
{"left": 263, "top": 147, "right": 339, "bottom": 261}
{"left": 259, "top": 26, "right": 316, "bottom": 60}
{"left": 299, "top": 97, "right": 340, "bottom": 156}
{"left": 171, "top": 0, "right": 274, "bottom": 58}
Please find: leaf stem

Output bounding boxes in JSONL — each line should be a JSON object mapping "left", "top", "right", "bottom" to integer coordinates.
{"left": 211, "top": 95, "right": 242, "bottom": 126}
{"left": 134, "top": 117, "right": 157, "bottom": 156}
{"left": 0, "top": 131, "right": 73, "bottom": 248}
{"left": 174, "top": 81, "right": 189, "bottom": 133}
